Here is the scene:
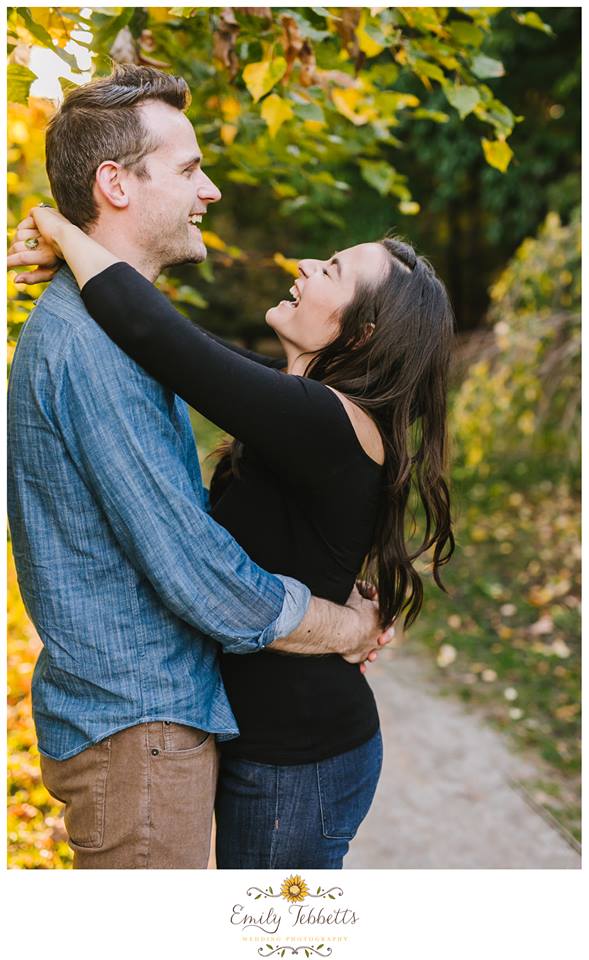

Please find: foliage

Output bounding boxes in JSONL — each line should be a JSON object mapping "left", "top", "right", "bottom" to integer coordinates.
{"left": 453, "top": 209, "right": 581, "bottom": 474}
{"left": 6, "top": 8, "right": 580, "bottom": 862}
{"left": 7, "top": 545, "right": 73, "bottom": 868}
{"left": 410, "top": 211, "right": 581, "bottom": 841}
{"left": 7, "top": 5, "right": 557, "bottom": 343}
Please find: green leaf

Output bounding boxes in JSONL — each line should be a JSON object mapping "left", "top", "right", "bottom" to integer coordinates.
{"left": 412, "top": 59, "right": 445, "bottom": 83}
{"left": 293, "top": 101, "right": 325, "bottom": 123}
{"left": 413, "top": 108, "right": 449, "bottom": 123}
{"left": 359, "top": 160, "right": 396, "bottom": 196}
{"left": 7, "top": 63, "right": 36, "bottom": 104}
{"left": 268, "top": 886, "right": 273, "bottom": 894}
{"left": 91, "top": 7, "right": 135, "bottom": 51}
{"left": 175, "top": 285, "right": 208, "bottom": 309}
{"left": 448, "top": 21, "right": 484, "bottom": 47}
{"left": 513, "top": 11, "right": 554, "bottom": 36}
{"left": 243, "top": 57, "right": 287, "bottom": 103}
{"left": 227, "top": 170, "right": 260, "bottom": 186}
{"left": 444, "top": 84, "right": 480, "bottom": 119}
{"left": 471, "top": 54, "right": 505, "bottom": 79}
{"left": 59, "top": 77, "right": 79, "bottom": 97}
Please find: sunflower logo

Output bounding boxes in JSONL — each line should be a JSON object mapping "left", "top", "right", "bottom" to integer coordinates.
{"left": 280, "top": 874, "right": 309, "bottom": 903}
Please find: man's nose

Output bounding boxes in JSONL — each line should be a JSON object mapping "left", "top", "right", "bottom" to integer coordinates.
{"left": 298, "top": 258, "right": 322, "bottom": 277}
{"left": 197, "top": 172, "right": 222, "bottom": 206}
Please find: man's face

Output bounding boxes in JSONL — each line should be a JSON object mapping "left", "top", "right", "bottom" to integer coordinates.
{"left": 125, "top": 101, "right": 222, "bottom": 269}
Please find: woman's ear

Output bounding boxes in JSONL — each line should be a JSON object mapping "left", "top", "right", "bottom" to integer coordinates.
{"left": 94, "top": 161, "right": 129, "bottom": 210}
{"left": 356, "top": 322, "right": 376, "bottom": 348}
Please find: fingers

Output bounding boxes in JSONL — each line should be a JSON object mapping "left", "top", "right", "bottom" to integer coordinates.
{"left": 12, "top": 268, "right": 58, "bottom": 285}
{"left": 9, "top": 240, "right": 43, "bottom": 255}
{"left": 377, "top": 624, "right": 396, "bottom": 646}
{"left": 13, "top": 228, "right": 42, "bottom": 243}
{"left": 7, "top": 250, "right": 51, "bottom": 268}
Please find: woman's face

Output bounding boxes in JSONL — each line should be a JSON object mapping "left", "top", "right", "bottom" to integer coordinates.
{"left": 266, "top": 242, "right": 389, "bottom": 355}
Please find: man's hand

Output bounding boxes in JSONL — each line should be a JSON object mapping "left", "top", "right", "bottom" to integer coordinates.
{"left": 7, "top": 212, "right": 62, "bottom": 285}
{"left": 354, "top": 580, "right": 383, "bottom": 674}
{"left": 341, "top": 583, "right": 396, "bottom": 667}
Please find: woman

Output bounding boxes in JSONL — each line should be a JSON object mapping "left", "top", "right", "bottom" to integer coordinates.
{"left": 11, "top": 207, "right": 456, "bottom": 868}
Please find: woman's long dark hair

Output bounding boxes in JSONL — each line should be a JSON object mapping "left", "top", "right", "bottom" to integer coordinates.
{"left": 214, "top": 235, "right": 456, "bottom": 631}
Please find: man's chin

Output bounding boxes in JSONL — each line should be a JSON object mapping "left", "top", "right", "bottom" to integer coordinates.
{"left": 162, "top": 244, "right": 207, "bottom": 269}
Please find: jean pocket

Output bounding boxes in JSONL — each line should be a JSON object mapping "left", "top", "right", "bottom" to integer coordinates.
{"left": 316, "top": 731, "right": 383, "bottom": 840}
{"left": 158, "top": 723, "right": 212, "bottom": 759}
{"left": 40, "top": 738, "right": 111, "bottom": 848}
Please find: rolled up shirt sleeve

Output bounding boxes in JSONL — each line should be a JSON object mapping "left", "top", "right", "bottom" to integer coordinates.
{"left": 53, "top": 323, "right": 311, "bottom": 654}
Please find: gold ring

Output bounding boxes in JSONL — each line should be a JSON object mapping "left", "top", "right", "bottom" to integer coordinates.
{"left": 25, "top": 237, "right": 40, "bottom": 250}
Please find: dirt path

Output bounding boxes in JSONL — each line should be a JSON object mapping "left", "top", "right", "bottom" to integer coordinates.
{"left": 346, "top": 644, "right": 580, "bottom": 869}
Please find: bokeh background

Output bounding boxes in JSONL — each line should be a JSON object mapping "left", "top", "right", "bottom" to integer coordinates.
{"left": 7, "top": 6, "right": 580, "bottom": 867}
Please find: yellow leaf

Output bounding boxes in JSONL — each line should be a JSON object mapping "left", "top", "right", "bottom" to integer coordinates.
{"left": 332, "top": 87, "right": 376, "bottom": 126}
{"left": 220, "top": 96, "right": 241, "bottom": 121}
{"left": 243, "top": 57, "right": 287, "bottom": 104}
{"left": 357, "top": 11, "right": 384, "bottom": 58}
{"left": 399, "top": 200, "right": 420, "bottom": 216}
{"left": 481, "top": 137, "right": 513, "bottom": 173}
{"left": 220, "top": 124, "right": 238, "bottom": 146}
{"left": 261, "top": 93, "right": 293, "bottom": 139}
{"left": 304, "top": 119, "right": 326, "bottom": 134}
{"left": 273, "top": 252, "right": 300, "bottom": 278}
{"left": 200, "top": 230, "right": 226, "bottom": 252}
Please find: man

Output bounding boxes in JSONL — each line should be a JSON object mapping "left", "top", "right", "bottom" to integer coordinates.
{"left": 7, "top": 64, "right": 392, "bottom": 869}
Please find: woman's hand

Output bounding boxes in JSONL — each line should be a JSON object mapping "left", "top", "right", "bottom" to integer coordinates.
{"left": 7, "top": 206, "right": 75, "bottom": 285}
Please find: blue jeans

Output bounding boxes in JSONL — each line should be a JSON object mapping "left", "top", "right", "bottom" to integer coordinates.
{"left": 215, "top": 729, "right": 383, "bottom": 869}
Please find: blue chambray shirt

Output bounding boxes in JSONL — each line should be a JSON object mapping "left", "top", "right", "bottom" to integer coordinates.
{"left": 7, "top": 266, "right": 311, "bottom": 760}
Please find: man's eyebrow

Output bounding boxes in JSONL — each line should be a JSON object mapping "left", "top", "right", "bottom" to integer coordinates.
{"left": 178, "top": 154, "right": 202, "bottom": 170}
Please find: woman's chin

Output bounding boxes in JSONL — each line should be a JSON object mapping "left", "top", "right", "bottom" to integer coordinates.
{"left": 265, "top": 302, "right": 289, "bottom": 329}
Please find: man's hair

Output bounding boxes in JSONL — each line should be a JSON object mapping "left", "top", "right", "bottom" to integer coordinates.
{"left": 45, "top": 63, "right": 191, "bottom": 229}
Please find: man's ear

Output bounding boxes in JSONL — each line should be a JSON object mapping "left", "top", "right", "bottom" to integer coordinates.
{"left": 94, "top": 161, "right": 129, "bottom": 210}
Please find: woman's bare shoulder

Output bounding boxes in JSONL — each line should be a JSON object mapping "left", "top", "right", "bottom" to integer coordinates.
{"left": 324, "top": 385, "right": 385, "bottom": 465}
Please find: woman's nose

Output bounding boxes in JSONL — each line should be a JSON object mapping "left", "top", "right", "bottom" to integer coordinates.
{"left": 298, "top": 258, "right": 322, "bottom": 277}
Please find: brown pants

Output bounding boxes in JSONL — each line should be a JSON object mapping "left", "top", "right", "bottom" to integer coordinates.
{"left": 40, "top": 721, "right": 218, "bottom": 869}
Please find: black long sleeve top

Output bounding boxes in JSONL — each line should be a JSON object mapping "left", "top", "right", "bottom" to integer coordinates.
{"left": 81, "top": 262, "right": 382, "bottom": 763}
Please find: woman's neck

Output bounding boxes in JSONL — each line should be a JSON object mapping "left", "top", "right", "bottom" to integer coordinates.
{"left": 281, "top": 339, "right": 318, "bottom": 377}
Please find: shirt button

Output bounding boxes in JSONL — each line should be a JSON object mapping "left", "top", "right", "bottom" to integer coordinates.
{"left": 151, "top": 748, "right": 160, "bottom": 756}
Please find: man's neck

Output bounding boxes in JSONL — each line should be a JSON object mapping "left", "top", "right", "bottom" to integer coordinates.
{"left": 87, "top": 223, "right": 160, "bottom": 282}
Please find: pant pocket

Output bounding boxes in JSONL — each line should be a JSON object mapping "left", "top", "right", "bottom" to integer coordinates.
{"left": 40, "top": 738, "right": 111, "bottom": 848}
{"left": 157, "top": 722, "right": 212, "bottom": 758}
{"left": 316, "top": 730, "right": 383, "bottom": 840}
